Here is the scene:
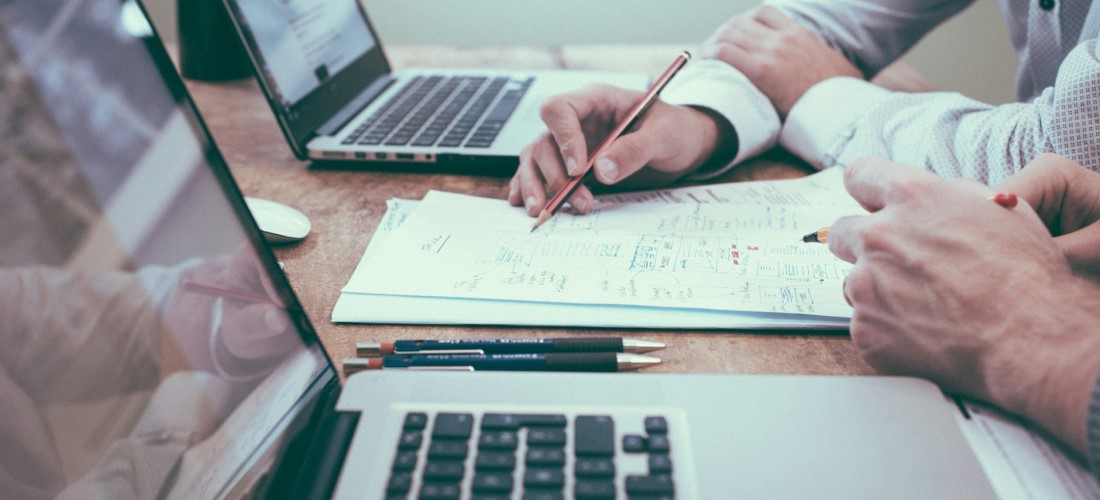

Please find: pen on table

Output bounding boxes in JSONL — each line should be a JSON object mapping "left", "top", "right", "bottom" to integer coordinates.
{"left": 180, "top": 279, "right": 278, "bottom": 306}
{"left": 800, "top": 192, "right": 1019, "bottom": 244}
{"left": 356, "top": 337, "right": 665, "bottom": 356}
{"left": 342, "top": 352, "right": 661, "bottom": 374}
{"left": 531, "top": 51, "right": 692, "bottom": 232}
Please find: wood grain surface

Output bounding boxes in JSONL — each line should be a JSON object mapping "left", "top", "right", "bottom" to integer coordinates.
{"left": 179, "top": 45, "right": 935, "bottom": 378}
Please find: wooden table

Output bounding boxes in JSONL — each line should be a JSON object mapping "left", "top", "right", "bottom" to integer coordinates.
{"left": 183, "top": 45, "right": 932, "bottom": 378}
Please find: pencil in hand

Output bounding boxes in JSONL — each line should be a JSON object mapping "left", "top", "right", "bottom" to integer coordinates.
{"left": 800, "top": 192, "right": 1018, "bottom": 244}
{"left": 180, "top": 279, "right": 278, "bottom": 306}
{"left": 801, "top": 227, "right": 829, "bottom": 244}
{"left": 531, "top": 51, "right": 692, "bottom": 232}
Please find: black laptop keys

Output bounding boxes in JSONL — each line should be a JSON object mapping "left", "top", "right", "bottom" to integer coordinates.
{"left": 384, "top": 412, "right": 676, "bottom": 499}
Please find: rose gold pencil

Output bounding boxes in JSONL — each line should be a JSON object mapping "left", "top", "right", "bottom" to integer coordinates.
{"left": 180, "top": 279, "right": 278, "bottom": 306}
{"left": 531, "top": 51, "right": 692, "bottom": 232}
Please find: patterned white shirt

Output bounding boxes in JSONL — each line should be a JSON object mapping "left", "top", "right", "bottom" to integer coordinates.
{"left": 661, "top": 0, "right": 1100, "bottom": 185}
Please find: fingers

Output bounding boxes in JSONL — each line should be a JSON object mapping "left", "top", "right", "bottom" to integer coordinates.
{"left": 590, "top": 129, "right": 658, "bottom": 185}
{"left": 539, "top": 86, "right": 625, "bottom": 176}
{"left": 513, "top": 134, "right": 595, "bottom": 216}
{"left": 220, "top": 303, "right": 293, "bottom": 360}
{"left": 752, "top": 5, "right": 798, "bottom": 29}
{"left": 700, "top": 41, "right": 754, "bottom": 71}
{"left": 997, "top": 153, "right": 1076, "bottom": 225}
{"left": 515, "top": 141, "right": 550, "bottom": 216}
{"left": 998, "top": 153, "right": 1100, "bottom": 234}
{"left": 512, "top": 85, "right": 704, "bottom": 216}
{"left": 825, "top": 214, "right": 867, "bottom": 263}
{"left": 510, "top": 86, "right": 642, "bottom": 216}
{"left": 507, "top": 174, "right": 522, "bottom": 206}
{"left": 702, "top": 14, "right": 771, "bottom": 63}
{"left": 1054, "top": 221, "right": 1100, "bottom": 275}
{"left": 842, "top": 157, "right": 942, "bottom": 212}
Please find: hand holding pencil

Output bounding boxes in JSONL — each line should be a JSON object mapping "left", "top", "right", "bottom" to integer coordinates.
{"left": 801, "top": 193, "right": 1017, "bottom": 244}
{"left": 508, "top": 52, "right": 738, "bottom": 223}
{"left": 530, "top": 52, "right": 691, "bottom": 231}
{"left": 168, "top": 247, "right": 297, "bottom": 373}
{"left": 806, "top": 155, "right": 1100, "bottom": 458}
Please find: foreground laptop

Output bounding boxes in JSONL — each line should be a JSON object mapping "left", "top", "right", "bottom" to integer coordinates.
{"left": 0, "top": 1, "right": 1013, "bottom": 499}
{"left": 219, "top": 0, "right": 649, "bottom": 173}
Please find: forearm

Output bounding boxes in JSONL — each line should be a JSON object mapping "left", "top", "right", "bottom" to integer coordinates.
{"left": 765, "top": 0, "right": 973, "bottom": 77}
{"left": 0, "top": 267, "right": 168, "bottom": 401}
{"left": 782, "top": 40, "right": 1100, "bottom": 182}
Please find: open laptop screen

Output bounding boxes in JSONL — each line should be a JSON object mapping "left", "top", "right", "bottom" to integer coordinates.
{"left": 224, "top": 0, "right": 392, "bottom": 156}
{"left": 0, "top": 1, "right": 330, "bottom": 498}
{"left": 229, "top": 0, "right": 376, "bottom": 107}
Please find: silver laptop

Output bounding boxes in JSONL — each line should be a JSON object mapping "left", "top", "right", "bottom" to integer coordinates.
{"left": 219, "top": 0, "right": 649, "bottom": 173}
{"left": 0, "top": 1, "right": 1000, "bottom": 499}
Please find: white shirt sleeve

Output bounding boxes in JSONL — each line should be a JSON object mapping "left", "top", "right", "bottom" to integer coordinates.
{"left": 766, "top": 0, "right": 975, "bottom": 78}
{"left": 659, "top": 59, "right": 781, "bottom": 179}
{"left": 782, "top": 39, "right": 1100, "bottom": 185}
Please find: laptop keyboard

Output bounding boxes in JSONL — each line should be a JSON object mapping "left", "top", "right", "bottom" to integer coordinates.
{"left": 385, "top": 412, "right": 675, "bottom": 499}
{"left": 342, "top": 75, "right": 533, "bottom": 150}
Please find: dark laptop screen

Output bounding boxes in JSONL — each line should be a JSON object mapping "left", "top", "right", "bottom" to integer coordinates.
{"left": 0, "top": 1, "right": 330, "bottom": 498}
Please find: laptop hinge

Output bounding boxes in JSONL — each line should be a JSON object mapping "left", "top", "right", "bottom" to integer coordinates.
{"left": 291, "top": 409, "right": 360, "bottom": 499}
{"left": 254, "top": 380, "right": 360, "bottom": 500}
{"left": 316, "top": 75, "right": 396, "bottom": 137}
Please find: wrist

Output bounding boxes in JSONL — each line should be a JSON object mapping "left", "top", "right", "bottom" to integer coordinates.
{"left": 685, "top": 105, "right": 738, "bottom": 173}
{"left": 990, "top": 275, "right": 1100, "bottom": 456}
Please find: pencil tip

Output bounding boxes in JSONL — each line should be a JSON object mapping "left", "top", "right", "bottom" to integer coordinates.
{"left": 530, "top": 211, "right": 551, "bottom": 233}
{"left": 801, "top": 232, "right": 818, "bottom": 243}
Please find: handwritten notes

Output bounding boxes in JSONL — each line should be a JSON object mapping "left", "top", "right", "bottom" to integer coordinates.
{"left": 340, "top": 168, "right": 862, "bottom": 324}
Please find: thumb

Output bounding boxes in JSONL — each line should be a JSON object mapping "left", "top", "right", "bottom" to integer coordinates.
{"left": 219, "top": 304, "right": 293, "bottom": 360}
{"left": 591, "top": 132, "right": 657, "bottom": 185}
{"left": 1053, "top": 221, "right": 1100, "bottom": 275}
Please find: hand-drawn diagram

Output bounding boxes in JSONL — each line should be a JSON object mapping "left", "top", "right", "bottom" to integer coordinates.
{"left": 346, "top": 169, "right": 862, "bottom": 318}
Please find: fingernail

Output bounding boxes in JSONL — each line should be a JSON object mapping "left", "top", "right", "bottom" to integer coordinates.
{"left": 572, "top": 197, "right": 590, "bottom": 212}
{"left": 565, "top": 156, "right": 578, "bottom": 175}
{"left": 264, "top": 308, "right": 288, "bottom": 332}
{"left": 508, "top": 185, "right": 516, "bottom": 200}
{"left": 526, "top": 196, "right": 538, "bottom": 209}
{"left": 596, "top": 158, "right": 618, "bottom": 181}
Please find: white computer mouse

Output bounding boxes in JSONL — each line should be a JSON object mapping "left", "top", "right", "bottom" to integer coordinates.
{"left": 245, "top": 197, "right": 311, "bottom": 244}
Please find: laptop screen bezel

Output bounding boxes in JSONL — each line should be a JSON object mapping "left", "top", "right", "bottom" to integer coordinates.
{"left": 133, "top": 0, "right": 344, "bottom": 494}
{"left": 220, "top": 0, "right": 392, "bottom": 159}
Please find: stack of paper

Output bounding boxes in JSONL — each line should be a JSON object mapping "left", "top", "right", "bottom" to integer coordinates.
{"left": 333, "top": 168, "right": 864, "bottom": 329}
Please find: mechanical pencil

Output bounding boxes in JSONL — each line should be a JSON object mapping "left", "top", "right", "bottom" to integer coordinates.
{"left": 356, "top": 337, "right": 665, "bottom": 356}
{"left": 342, "top": 352, "right": 660, "bottom": 374}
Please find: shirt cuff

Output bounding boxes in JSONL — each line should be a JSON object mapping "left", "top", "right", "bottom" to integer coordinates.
{"left": 781, "top": 77, "right": 892, "bottom": 169}
{"left": 660, "top": 59, "right": 781, "bottom": 179}
{"left": 1086, "top": 371, "right": 1100, "bottom": 478}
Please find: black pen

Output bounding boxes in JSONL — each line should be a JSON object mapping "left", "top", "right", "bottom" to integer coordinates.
{"left": 356, "top": 337, "right": 665, "bottom": 356}
{"left": 342, "top": 352, "right": 660, "bottom": 374}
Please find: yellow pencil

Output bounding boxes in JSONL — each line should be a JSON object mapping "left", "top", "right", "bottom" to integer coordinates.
{"left": 800, "top": 193, "right": 1018, "bottom": 244}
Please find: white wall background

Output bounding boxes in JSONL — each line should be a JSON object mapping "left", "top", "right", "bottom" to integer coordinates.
{"left": 144, "top": 0, "right": 1018, "bottom": 103}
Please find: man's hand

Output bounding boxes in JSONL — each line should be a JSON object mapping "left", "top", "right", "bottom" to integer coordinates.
{"left": 999, "top": 153, "right": 1100, "bottom": 277}
{"left": 826, "top": 156, "right": 1100, "bottom": 457}
{"left": 166, "top": 246, "right": 298, "bottom": 378}
{"left": 701, "top": 5, "right": 861, "bottom": 118}
{"left": 509, "top": 84, "right": 735, "bottom": 216}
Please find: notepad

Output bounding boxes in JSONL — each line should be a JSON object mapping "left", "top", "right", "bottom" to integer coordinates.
{"left": 334, "top": 168, "right": 862, "bottom": 329}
